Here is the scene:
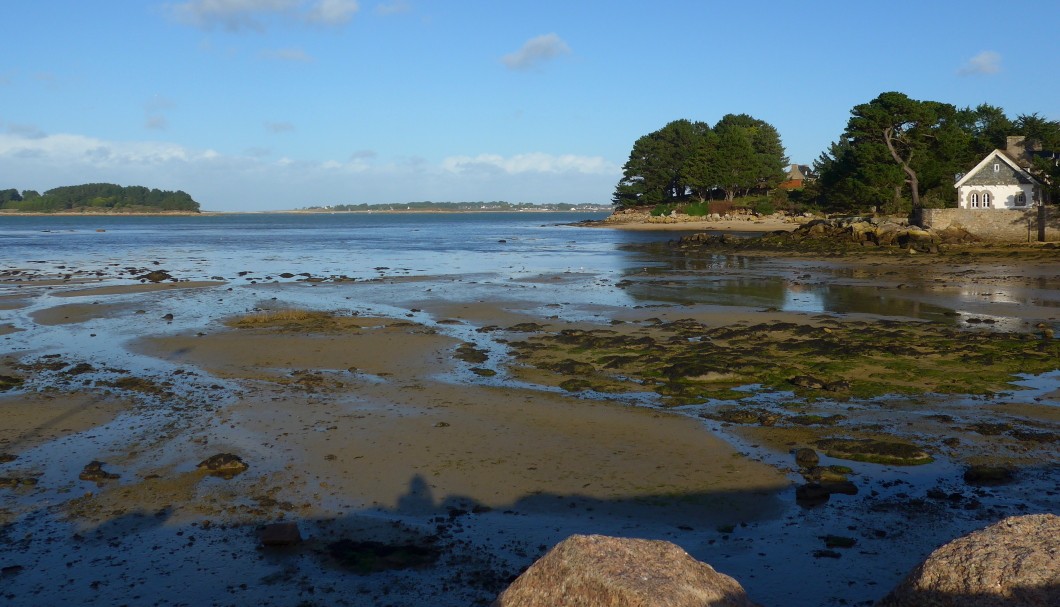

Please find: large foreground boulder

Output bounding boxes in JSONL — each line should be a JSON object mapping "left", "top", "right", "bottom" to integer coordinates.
{"left": 493, "top": 534, "right": 758, "bottom": 607}
{"left": 878, "top": 514, "right": 1059, "bottom": 607}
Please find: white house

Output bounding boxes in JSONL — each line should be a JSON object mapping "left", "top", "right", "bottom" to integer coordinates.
{"left": 954, "top": 137, "right": 1040, "bottom": 209}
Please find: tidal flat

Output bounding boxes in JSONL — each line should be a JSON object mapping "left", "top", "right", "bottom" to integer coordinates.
{"left": 0, "top": 216, "right": 1058, "bottom": 606}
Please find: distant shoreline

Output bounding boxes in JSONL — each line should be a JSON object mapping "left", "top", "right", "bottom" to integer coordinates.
{"left": 0, "top": 209, "right": 611, "bottom": 217}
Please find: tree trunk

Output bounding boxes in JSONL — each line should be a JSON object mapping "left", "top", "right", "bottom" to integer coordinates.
{"left": 883, "top": 127, "right": 921, "bottom": 208}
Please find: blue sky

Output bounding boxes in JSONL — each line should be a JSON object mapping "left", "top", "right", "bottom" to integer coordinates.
{"left": 2, "top": 0, "right": 1058, "bottom": 211}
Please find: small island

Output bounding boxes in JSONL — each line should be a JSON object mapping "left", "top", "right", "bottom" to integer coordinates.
{"left": 0, "top": 183, "right": 200, "bottom": 214}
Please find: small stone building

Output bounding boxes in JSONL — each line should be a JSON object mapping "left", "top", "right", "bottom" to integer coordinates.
{"left": 954, "top": 137, "right": 1041, "bottom": 209}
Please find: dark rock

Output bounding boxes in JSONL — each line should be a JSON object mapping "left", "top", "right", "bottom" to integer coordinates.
{"left": 963, "top": 465, "right": 1015, "bottom": 486}
{"left": 138, "top": 270, "right": 172, "bottom": 283}
{"left": 878, "top": 514, "right": 1060, "bottom": 607}
{"left": 79, "top": 461, "right": 120, "bottom": 483}
{"left": 196, "top": 453, "right": 249, "bottom": 479}
{"left": 789, "top": 375, "right": 825, "bottom": 389}
{"left": 258, "top": 522, "right": 302, "bottom": 546}
{"left": 823, "top": 535, "right": 857, "bottom": 549}
{"left": 795, "top": 483, "right": 831, "bottom": 507}
{"left": 795, "top": 448, "right": 819, "bottom": 468}
{"left": 493, "top": 534, "right": 759, "bottom": 607}
{"left": 0, "top": 453, "right": 16, "bottom": 464}
{"left": 327, "top": 538, "right": 440, "bottom": 574}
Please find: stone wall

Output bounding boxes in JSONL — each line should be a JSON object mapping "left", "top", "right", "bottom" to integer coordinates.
{"left": 914, "top": 207, "right": 1058, "bottom": 242}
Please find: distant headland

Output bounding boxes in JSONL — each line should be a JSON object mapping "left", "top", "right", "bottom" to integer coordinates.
{"left": 297, "top": 201, "right": 612, "bottom": 213}
{"left": 0, "top": 183, "right": 200, "bottom": 214}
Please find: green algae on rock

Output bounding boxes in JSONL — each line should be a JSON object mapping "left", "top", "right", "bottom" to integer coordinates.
{"left": 816, "top": 438, "right": 933, "bottom": 466}
{"left": 506, "top": 318, "right": 1060, "bottom": 406}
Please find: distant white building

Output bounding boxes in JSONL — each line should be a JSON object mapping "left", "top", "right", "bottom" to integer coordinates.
{"left": 954, "top": 136, "right": 1041, "bottom": 209}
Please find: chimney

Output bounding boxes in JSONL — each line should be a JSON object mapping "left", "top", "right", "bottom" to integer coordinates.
{"left": 1006, "top": 135, "right": 1031, "bottom": 166}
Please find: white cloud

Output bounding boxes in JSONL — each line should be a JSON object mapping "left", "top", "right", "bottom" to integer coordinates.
{"left": 0, "top": 130, "right": 616, "bottom": 210}
{"left": 306, "top": 0, "right": 359, "bottom": 24}
{"left": 170, "top": 0, "right": 358, "bottom": 31}
{"left": 170, "top": 0, "right": 301, "bottom": 31}
{"left": 958, "top": 51, "right": 1001, "bottom": 76}
{"left": 501, "top": 33, "right": 571, "bottom": 71}
{"left": 441, "top": 152, "right": 615, "bottom": 175}
{"left": 260, "top": 47, "right": 314, "bottom": 62}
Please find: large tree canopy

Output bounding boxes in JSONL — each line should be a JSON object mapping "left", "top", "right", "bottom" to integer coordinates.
{"left": 613, "top": 115, "right": 787, "bottom": 208}
{"left": 816, "top": 93, "right": 1060, "bottom": 212}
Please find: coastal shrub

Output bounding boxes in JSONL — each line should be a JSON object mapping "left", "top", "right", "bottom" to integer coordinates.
{"left": 683, "top": 201, "right": 710, "bottom": 216}
{"left": 650, "top": 203, "right": 677, "bottom": 217}
{"left": 753, "top": 200, "right": 776, "bottom": 216}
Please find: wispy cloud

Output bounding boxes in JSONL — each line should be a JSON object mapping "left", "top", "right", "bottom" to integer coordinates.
{"left": 501, "top": 33, "right": 571, "bottom": 71}
{"left": 145, "top": 116, "right": 170, "bottom": 131}
{"left": 958, "top": 51, "right": 1001, "bottom": 76}
{"left": 441, "top": 152, "right": 615, "bottom": 175}
{"left": 260, "top": 47, "right": 314, "bottom": 62}
{"left": 265, "top": 121, "right": 295, "bottom": 133}
{"left": 305, "top": 0, "right": 359, "bottom": 24}
{"left": 170, "top": 0, "right": 358, "bottom": 31}
{"left": 375, "top": 0, "right": 409, "bottom": 16}
{"left": 6, "top": 123, "right": 47, "bottom": 139}
{"left": 144, "top": 95, "right": 175, "bottom": 131}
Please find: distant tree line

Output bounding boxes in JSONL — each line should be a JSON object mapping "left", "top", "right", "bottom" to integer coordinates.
{"left": 306, "top": 201, "right": 609, "bottom": 212}
{"left": 814, "top": 92, "right": 1060, "bottom": 213}
{"left": 0, "top": 183, "right": 200, "bottom": 213}
{"left": 612, "top": 114, "right": 788, "bottom": 210}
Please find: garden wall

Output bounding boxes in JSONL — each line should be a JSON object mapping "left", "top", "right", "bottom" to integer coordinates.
{"left": 914, "top": 207, "right": 1059, "bottom": 242}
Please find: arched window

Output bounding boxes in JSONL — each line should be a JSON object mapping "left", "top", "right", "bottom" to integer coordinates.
{"left": 983, "top": 192, "right": 991, "bottom": 207}
{"left": 1016, "top": 192, "right": 1026, "bottom": 206}
{"left": 970, "top": 193, "right": 978, "bottom": 207}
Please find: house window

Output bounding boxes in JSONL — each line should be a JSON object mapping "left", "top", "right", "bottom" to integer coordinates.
{"left": 1016, "top": 192, "right": 1026, "bottom": 206}
{"left": 970, "top": 193, "right": 978, "bottom": 207}
{"left": 983, "top": 193, "right": 991, "bottom": 207}
{"left": 993, "top": 163, "right": 1000, "bottom": 172}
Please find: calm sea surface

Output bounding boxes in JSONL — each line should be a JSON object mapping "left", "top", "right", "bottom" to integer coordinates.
{"left": 0, "top": 212, "right": 670, "bottom": 280}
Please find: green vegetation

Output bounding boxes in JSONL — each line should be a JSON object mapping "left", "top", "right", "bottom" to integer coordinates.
{"left": 815, "top": 93, "right": 1060, "bottom": 213}
{"left": 612, "top": 115, "right": 788, "bottom": 209}
{"left": 507, "top": 318, "right": 1060, "bottom": 406}
{"left": 0, "top": 183, "right": 200, "bottom": 213}
{"left": 610, "top": 93, "right": 1059, "bottom": 218}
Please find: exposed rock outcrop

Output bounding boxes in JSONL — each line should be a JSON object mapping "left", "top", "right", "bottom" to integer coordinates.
{"left": 673, "top": 216, "right": 981, "bottom": 254}
{"left": 492, "top": 534, "right": 758, "bottom": 607}
{"left": 878, "top": 514, "right": 1060, "bottom": 607}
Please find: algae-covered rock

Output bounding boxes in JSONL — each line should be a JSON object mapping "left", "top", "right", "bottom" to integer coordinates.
{"left": 794, "top": 448, "right": 819, "bottom": 468}
{"left": 197, "top": 453, "right": 249, "bottom": 479}
{"left": 816, "top": 438, "right": 933, "bottom": 466}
